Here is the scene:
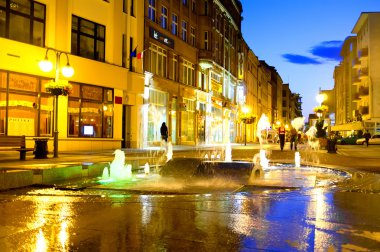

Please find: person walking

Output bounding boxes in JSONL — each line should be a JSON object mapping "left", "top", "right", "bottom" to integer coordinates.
{"left": 160, "top": 122, "right": 168, "bottom": 142}
{"left": 290, "top": 127, "right": 297, "bottom": 150}
{"left": 364, "top": 130, "right": 371, "bottom": 147}
{"left": 279, "top": 124, "right": 286, "bottom": 151}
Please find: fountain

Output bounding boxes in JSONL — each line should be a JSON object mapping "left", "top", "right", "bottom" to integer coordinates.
{"left": 144, "top": 162, "right": 150, "bottom": 175}
{"left": 225, "top": 142, "right": 232, "bottom": 162}
{"left": 94, "top": 114, "right": 349, "bottom": 194}
{"left": 257, "top": 113, "right": 271, "bottom": 145}
{"left": 101, "top": 149, "right": 133, "bottom": 181}
{"left": 295, "top": 152, "right": 301, "bottom": 168}
{"left": 167, "top": 142, "right": 173, "bottom": 162}
{"left": 291, "top": 117, "right": 306, "bottom": 167}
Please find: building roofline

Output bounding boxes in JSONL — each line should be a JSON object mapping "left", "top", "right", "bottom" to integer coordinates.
{"left": 352, "top": 12, "right": 380, "bottom": 34}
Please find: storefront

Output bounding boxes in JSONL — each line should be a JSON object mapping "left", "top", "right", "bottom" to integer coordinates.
{"left": 0, "top": 70, "right": 119, "bottom": 151}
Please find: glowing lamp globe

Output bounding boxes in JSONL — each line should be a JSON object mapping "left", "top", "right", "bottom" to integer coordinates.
{"left": 61, "top": 64, "right": 74, "bottom": 78}
{"left": 39, "top": 59, "right": 53, "bottom": 72}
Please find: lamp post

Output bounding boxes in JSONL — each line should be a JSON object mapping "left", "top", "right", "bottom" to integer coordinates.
{"left": 39, "top": 48, "right": 74, "bottom": 158}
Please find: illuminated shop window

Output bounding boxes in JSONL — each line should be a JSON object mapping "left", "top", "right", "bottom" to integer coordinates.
{"left": 0, "top": 71, "right": 53, "bottom": 137}
{"left": 68, "top": 84, "right": 113, "bottom": 138}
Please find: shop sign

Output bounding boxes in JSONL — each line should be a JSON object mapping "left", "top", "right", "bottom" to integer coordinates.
{"left": 149, "top": 27, "right": 174, "bottom": 48}
{"left": 115, "top": 96, "right": 122, "bottom": 104}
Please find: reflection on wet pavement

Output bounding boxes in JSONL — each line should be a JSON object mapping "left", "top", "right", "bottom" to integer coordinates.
{"left": 0, "top": 165, "right": 380, "bottom": 251}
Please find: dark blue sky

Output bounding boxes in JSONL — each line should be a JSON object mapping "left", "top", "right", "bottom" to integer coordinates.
{"left": 240, "top": 0, "right": 380, "bottom": 116}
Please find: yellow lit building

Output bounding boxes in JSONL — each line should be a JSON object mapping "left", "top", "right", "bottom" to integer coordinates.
{"left": 0, "top": 0, "right": 145, "bottom": 151}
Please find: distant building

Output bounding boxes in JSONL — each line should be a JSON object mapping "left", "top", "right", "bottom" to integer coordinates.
{"left": 332, "top": 12, "right": 380, "bottom": 135}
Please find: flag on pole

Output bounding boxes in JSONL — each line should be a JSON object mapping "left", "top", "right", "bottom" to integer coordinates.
{"left": 130, "top": 47, "right": 137, "bottom": 58}
{"left": 137, "top": 51, "right": 143, "bottom": 59}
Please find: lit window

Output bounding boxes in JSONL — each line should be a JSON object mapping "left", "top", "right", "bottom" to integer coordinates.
{"left": 204, "top": 31, "right": 208, "bottom": 50}
{"left": 161, "top": 6, "right": 168, "bottom": 29}
{"left": 190, "top": 26, "right": 195, "bottom": 46}
{"left": 182, "top": 59, "right": 195, "bottom": 86}
{"left": 148, "top": 43, "right": 167, "bottom": 78}
{"left": 181, "top": 21, "right": 187, "bottom": 42}
{"left": 171, "top": 14, "right": 178, "bottom": 35}
{"left": 148, "top": 0, "right": 156, "bottom": 22}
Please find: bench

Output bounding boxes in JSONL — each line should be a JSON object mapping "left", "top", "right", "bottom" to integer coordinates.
{"left": 0, "top": 135, "right": 34, "bottom": 160}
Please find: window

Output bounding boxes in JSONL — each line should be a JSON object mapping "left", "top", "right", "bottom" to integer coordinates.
{"left": 0, "top": 71, "right": 53, "bottom": 137}
{"left": 148, "top": 0, "right": 156, "bottom": 22}
{"left": 204, "top": 0, "right": 208, "bottom": 15}
{"left": 190, "top": 26, "right": 195, "bottom": 46}
{"left": 182, "top": 59, "right": 195, "bottom": 86}
{"left": 71, "top": 15, "right": 105, "bottom": 62}
{"left": 171, "top": 14, "right": 178, "bottom": 35}
{"left": 161, "top": 6, "right": 168, "bottom": 29}
{"left": 171, "top": 54, "right": 178, "bottom": 81}
{"left": 181, "top": 98, "right": 195, "bottom": 142}
{"left": 182, "top": 0, "right": 188, "bottom": 6}
{"left": 68, "top": 84, "right": 113, "bottom": 138}
{"left": 148, "top": 43, "right": 167, "bottom": 77}
{"left": 192, "top": 0, "right": 196, "bottom": 12}
{"left": 181, "top": 21, "right": 187, "bottom": 42}
{"left": 204, "top": 31, "right": 209, "bottom": 50}
{"left": 0, "top": 0, "right": 46, "bottom": 47}
{"left": 122, "top": 34, "right": 126, "bottom": 67}
{"left": 123, "top": 0, "right": 127, "bottom": 13}
{"left": 130, "top": 0, "right": 135, "bottom": 16}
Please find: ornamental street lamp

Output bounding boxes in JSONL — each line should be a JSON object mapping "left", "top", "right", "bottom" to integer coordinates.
{"left": 39, "top": 48, "right": 74, "bottom": 158}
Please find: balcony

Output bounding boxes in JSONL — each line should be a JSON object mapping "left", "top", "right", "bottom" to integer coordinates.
{"left": 199, "top": 50, "right": 214, "bottom": 61}
{"left": 358, "top": 86, "right": 369, "bottom": 96}
{"left": 358, "top": 68, "right": 368, "bottom": 80}
{"left": 358, "top": 48, "right": 368, "bottom": 61}
{"left": 352, "top": 76, "right": 361, "bottom": 86}
{"left": 352, "top": 93, "right": 361, "bottom": 102}
{"left": 359, "top": 106, "right": 369, "bottom": 115}
{"left": 352, "top": 58, "right": 361, "bottom": 69}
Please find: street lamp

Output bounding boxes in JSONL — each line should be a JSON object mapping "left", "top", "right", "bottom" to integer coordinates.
{"left": 39, "top": 48, "right": 74, "bottom": 158}
{"left": 316, "top": 93, "right": 326, "bottom": 106}
{"left": 242, "top": 106, "right": 250, "bottom": 146}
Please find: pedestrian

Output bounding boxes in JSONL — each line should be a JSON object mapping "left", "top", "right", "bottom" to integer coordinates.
{"left": 364, "top": 130, "right": 371, "bottom": 147}
{"left": 290, "top": 127, "right": 297, "bottom": 150}
{"left": 160, "top": 122, "right": 168, "bottom": 142}
{"left": 278, "top": 124, "right": 286, "bottom": 151}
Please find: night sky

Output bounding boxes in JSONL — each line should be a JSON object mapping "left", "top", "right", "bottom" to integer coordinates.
{"left": 240, "top": 0, "right": 380, "bottom": 117}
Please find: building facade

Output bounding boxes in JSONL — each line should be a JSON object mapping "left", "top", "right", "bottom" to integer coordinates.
{"left": 141, "top": 0, "right": 245, "bottom": 146}
{"left": 0, "top": 0, "right": 294, "bottom": 152}
{"left": 0, "top": 0, "right": 145, "bottom": 151}
{"left": 332, "top": 12, "right": 380, "bottom": 135}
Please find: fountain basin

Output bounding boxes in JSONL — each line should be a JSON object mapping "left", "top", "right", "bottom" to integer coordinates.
{"left": 160, "top": 158, "right": 254, "bottom": 179}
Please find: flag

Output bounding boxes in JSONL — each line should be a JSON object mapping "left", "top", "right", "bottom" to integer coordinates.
{"left": 137, "top": 51, "right": 143, "bottom": 59}
{"left": 130, "top": 47, "right": 137, "bottom": 58}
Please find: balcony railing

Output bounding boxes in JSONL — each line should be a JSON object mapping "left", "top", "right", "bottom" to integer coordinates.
{"left": 358, "top": 48, "right": 368, "bottom": 60}
{"left": 358, "top": 68, "right": 368, "bottom": 80}
{"left": 352, "top": 58, "right": 361, "bottom": 69}
{"left": 352, "top": 76, "right": 361, "bottom": 86}
{"left": 359, "top": 106, "right": 369, "bottom": 115}
{"left": 358, "top": 86, "right": 369, "bottom": 96}
{"left": 352, "top": 93, "right": 361, "bottom": 101}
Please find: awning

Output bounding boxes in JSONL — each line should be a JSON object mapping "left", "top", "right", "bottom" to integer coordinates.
{"left": 330, "top": 121, "right": 364, "bottom": 131}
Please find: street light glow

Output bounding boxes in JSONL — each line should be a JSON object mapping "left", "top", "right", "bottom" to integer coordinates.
{"left": 38, "top": 58, "right": 53, "bottom": 72}
{"left": 316, "top": 93, "right": 326, "bottom": 105}
{"left": 61, "top": 63, "right": 74, "bottom": 78}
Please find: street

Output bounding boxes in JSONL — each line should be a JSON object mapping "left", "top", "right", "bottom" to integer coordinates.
{"left": 0, "top": 144, "right": 380, "bottom": 251}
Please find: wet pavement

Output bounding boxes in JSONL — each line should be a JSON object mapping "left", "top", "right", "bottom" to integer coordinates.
{"left": 0, "top": 143, "right": 380, "bottom": 251}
